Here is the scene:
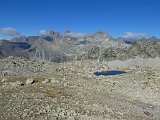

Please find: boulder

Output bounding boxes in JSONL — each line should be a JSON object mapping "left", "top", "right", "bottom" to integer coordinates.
{"left": 1, "top": 78, "right": 8, "bottom": 82}
{"left": 26, "top": 78, "right": 35, "bottom": 84}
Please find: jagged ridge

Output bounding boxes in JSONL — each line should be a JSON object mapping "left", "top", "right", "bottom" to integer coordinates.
{"left": 0, "top": 30, "right": 160, "bottom": 62}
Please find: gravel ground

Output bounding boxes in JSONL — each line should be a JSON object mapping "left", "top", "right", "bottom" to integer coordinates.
{"left": 0, "top": 57, "right": 160, "bottom": 120}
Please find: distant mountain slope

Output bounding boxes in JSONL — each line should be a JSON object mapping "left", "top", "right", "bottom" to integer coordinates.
{"left": 0, "top": 40, "right": 30, "bottom": 59}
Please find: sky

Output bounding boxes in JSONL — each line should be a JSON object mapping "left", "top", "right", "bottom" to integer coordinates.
{"left": 0, "top": 0, "right": 160, "bottom": 39}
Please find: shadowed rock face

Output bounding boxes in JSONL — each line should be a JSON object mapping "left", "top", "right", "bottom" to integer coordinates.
{"left": 0, "top": 40, "right": 30, "bottom": 59}
{"left": 0, "top": 49, "right": 5, "bottom": 58}
{"left": 0, "top": 31, "right": 160, "bottom": 62}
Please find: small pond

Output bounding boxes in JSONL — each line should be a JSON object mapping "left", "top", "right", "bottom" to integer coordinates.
{"left": 94, "top": 70, "right": 127, "bottom": 76}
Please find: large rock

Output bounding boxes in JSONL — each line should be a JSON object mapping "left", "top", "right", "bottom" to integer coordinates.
{"left": 1, "top": 78, "right": 8, "bottom": 82}
{"left": 26, "top": 78, "right": 35, "bottom": 84}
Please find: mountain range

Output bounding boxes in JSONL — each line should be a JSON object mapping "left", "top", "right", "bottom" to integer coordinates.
{"left": 0, "top": 31, "right": 160, "bottom": 62}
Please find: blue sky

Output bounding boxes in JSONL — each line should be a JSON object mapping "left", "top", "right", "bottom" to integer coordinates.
{"left": 0, "top": 0, "right": 160, "bottom": 39}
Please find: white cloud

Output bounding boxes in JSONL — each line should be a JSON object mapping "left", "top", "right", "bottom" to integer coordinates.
{"left": 38, "top": 30, "right": 49, "bottom": 36}
{"left": 123, "top": 32, "right": 146, "bottom": 38}
{"left": 64, "top": 31, "right": 86, "bottom": 37}
{"left": 0, "top": 27, "right": 20, "bottom": 36}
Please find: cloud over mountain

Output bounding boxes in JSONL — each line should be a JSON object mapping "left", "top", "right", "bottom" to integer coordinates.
{"left": 0, "top": 27, "right": 20, "bottom": 36}
{"left": 38, "top": 30, "right": 49, "bottom": 36}
{"left": 64, "top": 31, "right": 85, "bottom": 37}
{"left": 123, "top": 32, "right": 146, "bottom": 38}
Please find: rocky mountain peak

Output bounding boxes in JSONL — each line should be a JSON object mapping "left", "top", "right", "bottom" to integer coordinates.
{"left": 1, "top": 30, "right": 160, "bottom": 63}
{"left": 48, "top": 31, "right": 62, "bottom": 38}
{"left": 90, "top": 31, "right": 112, "bottom": 41}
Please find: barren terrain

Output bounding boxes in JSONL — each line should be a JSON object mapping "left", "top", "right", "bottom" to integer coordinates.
{"left": 0, "top": 57, "right": 160, "bottom": 120}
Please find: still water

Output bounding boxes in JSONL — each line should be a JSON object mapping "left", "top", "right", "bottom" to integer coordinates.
{"left": 94, "top": 70, "right": 127, "bottom": 76}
